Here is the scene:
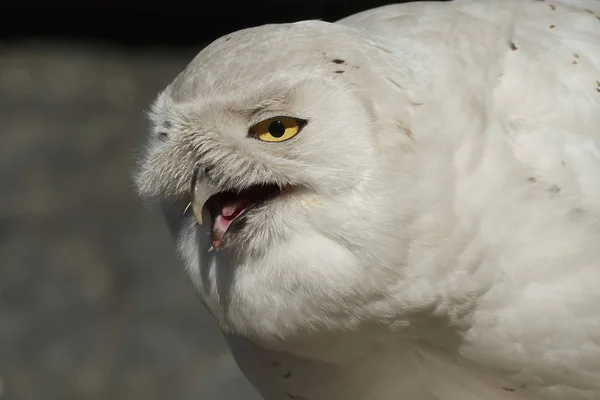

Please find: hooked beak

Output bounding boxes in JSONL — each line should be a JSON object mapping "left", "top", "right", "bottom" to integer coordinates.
{"left": 190, "top": 164, "right": 218, "bottom": 225}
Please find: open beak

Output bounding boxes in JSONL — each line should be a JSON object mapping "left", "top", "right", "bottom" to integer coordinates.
{"left": 190, "top": 164, "right": 218, "bottom": 225}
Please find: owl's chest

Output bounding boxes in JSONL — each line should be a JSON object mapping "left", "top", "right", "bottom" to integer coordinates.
{"left": 225, "top": 334, "right": 530, "bottom": 400}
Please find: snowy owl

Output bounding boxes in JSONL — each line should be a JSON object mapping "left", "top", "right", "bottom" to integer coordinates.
{"left": 135, "top": 0, "right": 600, "bottom": 399}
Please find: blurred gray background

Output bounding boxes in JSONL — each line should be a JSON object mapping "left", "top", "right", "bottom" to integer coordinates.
{"left": 0, "top": 42, "right": 264, "bottom": 400}
{"left": 0, "top": 1, "right": 427, "bottom": 398}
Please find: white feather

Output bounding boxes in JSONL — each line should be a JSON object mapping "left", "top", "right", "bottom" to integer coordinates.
{"left": 135, "top": 1, "right": 600, "bottom": 399}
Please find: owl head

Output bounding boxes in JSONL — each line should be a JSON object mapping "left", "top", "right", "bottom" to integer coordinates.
{"left": 135, "top": 21, "right": 425, "bottom": 348}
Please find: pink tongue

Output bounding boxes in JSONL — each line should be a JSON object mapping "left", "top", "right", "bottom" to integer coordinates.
{"left": 222, "top": 197, "right": 252, "bottom": 218}
{"left": 211, "top": 198, "right": 254, "bottom": 249}
{"left": 222, "top": 204, "right": 241, "bottom": 218}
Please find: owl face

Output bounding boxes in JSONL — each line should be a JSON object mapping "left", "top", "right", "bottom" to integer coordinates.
{"left": 135, "top": 21, "right": 414, "bottom": 346}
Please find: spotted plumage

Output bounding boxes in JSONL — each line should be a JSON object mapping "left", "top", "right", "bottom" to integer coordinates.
{"left": 135, "top": 0, "right": 600, "bottom": 398}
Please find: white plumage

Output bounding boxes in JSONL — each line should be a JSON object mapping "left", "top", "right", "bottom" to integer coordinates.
{"left": 135, "top": 1, "right": 600, "bottom": 399}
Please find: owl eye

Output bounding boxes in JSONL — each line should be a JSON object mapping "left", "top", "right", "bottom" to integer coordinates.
{"left": 249, "top": 116, "right": 306, "bottom": 142}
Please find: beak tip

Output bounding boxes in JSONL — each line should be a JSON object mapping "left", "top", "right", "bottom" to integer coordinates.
{"left": 190, "top": 164, "right": 218, "bottom": 226}
{"left": 193, "top": 210, "right": 203, "bottom": 225}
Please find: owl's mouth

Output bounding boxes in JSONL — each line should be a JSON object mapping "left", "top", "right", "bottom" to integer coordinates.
{"left": 203, "top": 184, "right": 287, "bottom": 250}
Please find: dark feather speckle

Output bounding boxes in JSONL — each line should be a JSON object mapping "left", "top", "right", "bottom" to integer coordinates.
{"left": 548, "top": 184, "right": 561, "bottom": 194}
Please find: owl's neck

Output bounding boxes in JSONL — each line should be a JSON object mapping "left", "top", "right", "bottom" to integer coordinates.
{"left": 225, "top": 326, "right": 525, "bottom": 400}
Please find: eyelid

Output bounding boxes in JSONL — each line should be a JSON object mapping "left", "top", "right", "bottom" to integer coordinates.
{"left": 248, "top": 110, "right": 291, "bottom": 127}
{"left": 248, "top": 114, "right": 308, "bottom": 132}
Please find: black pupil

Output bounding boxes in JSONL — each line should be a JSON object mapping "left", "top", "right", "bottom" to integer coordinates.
{"left": 268, "top": 120, "right": 286, "bottom": 138}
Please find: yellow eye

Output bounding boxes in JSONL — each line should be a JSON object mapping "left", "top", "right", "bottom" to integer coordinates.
{"left": 249, "top": 116, "right": 306, "bottom": 142}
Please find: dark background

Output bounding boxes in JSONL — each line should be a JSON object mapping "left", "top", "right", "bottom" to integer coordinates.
{"left": 1, "top": 0, "right": 425, "bottom": 46}
{"left": 0, "top": 1, "right": 431, "bottom": 399}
